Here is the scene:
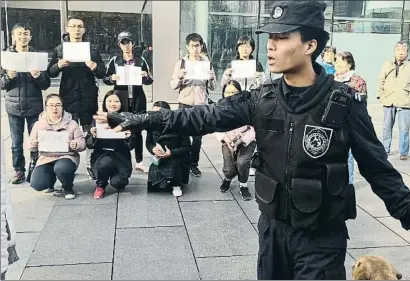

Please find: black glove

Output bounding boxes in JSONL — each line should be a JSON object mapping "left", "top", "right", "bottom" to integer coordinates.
{"left": 107, "top": 111, "right": 151, "bottom": 131}
{"left": 400, "top": 207, "right": 410, "bottom": 230}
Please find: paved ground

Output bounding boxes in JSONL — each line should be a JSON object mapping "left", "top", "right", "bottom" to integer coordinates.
{"left": 1, "top": 94, "right": 409, "bottom": 280}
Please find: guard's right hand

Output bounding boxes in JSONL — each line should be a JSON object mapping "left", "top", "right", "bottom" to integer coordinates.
{"left": 7, "top": 70, "right": 17, "bottom": 79}
{"left": 178, "top": 69, "right": 187, "bottom": 80}
{"left": 57, "top": 59, "right": 70, "bottom": 69}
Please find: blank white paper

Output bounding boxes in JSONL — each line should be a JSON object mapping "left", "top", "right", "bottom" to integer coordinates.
{"left": 116, "top": 65, "right": 142, "bottom": 86}
{"left": 184, "top": 61, "right": 210, "bottom": 80}
{"left": 63, "top": 42, "right": 91, "bottom": 62}
{"left": 231, "top": 60, "right": 257, "bottom": 79}
{"left": 96, "top": 123, "right": 125, "bottom": 139}
{"left": 38, "top": 131, "right": 69, "bottom": 153}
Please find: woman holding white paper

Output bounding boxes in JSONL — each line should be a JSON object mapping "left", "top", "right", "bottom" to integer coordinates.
{"left": 103, "top": 31, "right": 153, "bottom": 174}
{"left": 86, "top": 90, "right": 135, "bottom": 200}
{"left": 28, "top": 94, "right": 86, "bottom": 199}
{"left": 220, "top": 35, "right": 265, "bottom": 91}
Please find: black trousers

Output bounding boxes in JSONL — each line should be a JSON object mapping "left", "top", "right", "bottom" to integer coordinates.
{"left": 257, "top": 214, "right": 347, "bottom": 280}
{"left": 95, "top": 154, "right": 129, "bottom": 189}
{"left": 178, "top": 103, "right": 201, "bottom": 167}
{"left": 30, "top": 159, "right": 77, "bottom": 191}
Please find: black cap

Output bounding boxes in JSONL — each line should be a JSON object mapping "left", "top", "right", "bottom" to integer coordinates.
{"left": 256, "top": 1, "right": 327, "bottom": 34}
{"left": 117, "top": 31, "right": 134, "bottom": 44}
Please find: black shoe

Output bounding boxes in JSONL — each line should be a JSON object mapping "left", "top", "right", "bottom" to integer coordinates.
{"left": 220, "top": 180, "right": 231, "bottom": 193}
{"left": 190, "top": 166, "right": 202, "bottom": 177}
{"left": 240, "top": 186, "right": 252, "bottom": 201}
{"left": 87, "top": 167, "right": 96, "bottom": 180}
{"left": 11, "top": 171, "right": 25, "bottom": 184}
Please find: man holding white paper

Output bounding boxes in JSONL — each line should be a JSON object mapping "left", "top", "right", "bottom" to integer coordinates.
{"left": 0, "top": 23, "right": 50, "bottom": 185}
{"left": 170, "top": 33, "right": 216, "bottom": 177}
{"left": 103, "top": 31, "right": 153, "bottom": 173}
{"left": 47, "top": 15, "right": 105, "bottom": 179}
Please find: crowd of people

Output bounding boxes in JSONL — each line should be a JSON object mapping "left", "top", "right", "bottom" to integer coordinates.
{"left": 1, "top": 1, "right": 410, "bottom": 279}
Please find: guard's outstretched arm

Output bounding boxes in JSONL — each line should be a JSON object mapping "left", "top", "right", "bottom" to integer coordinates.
{"left": 107, "top": 91, "right": 255, "bottom": 136}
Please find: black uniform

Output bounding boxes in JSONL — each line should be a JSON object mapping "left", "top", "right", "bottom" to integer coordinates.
{"left": 105, "top": 1, "right": 410, "bottom": 280}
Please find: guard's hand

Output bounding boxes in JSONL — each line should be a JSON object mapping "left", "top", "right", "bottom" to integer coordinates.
{"left": 111, "top": 74, "right": 120, "bottom": 81}
{"left": 57, "top": 59, "right": 70, "bottom": 69}
{"left": 178, "top": 69, "right": 187, "bottom": 80}
{"left": 93, "top": 111, "right": 108, "bottom": 123}
{"left": 90, "top": 127, "right": 97, "bottom": 137}
{"left": 7, "top": 70, "right": 17, "bottom": 79}
{"left": 158, "top": 145, "right": 171, "bottom": 159}
{"left": 141, "top": 71, "right": 148, "bottom": 77}
{"left": 68, "top": 140, "right": 77, "bottom": 150}
{"left": 113, "top": 125, "right": 123, "bottom": 133}
{"left": 29, "top": 70, "right": 41, "bottom": 79}
{"left": 85, "top": 60, "right": 97, "bottom": 71}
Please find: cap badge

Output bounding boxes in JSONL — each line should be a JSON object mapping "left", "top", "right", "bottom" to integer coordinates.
{"left": 272, "top": 7, "right": 283, "bottom": 19}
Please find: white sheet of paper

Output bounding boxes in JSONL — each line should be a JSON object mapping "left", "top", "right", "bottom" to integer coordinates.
{"left": 1, "top": 51, "right": 48, "bottom": 72}
{"left": 184, "top": 61, "right": 210, "bottom": 80}
{"left": 96, "top": 123, "right": 125, "bottom": 139}
{"left": 231, "top": 60, "right": 257, "bottom": 79}
{"left": 38, "top": 131, "right": 69, "bottom": 153}
{"left": 116, "top": 65, "right": 142, "bottom": 86}
{"left": 63, "top": 42, "right": 91, "bottom": 62}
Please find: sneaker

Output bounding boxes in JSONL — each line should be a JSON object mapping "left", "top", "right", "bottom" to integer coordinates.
{"left": 64, "top": 189, "right": 76, "bottom": 200}
{"left": 249, "top": 168, "right": 256, "bottom": 176}
{"left": 172, "top": 186, "right": 183, "bottom": 197}
{"left": 87, "top": 167, "right": 96, "bottom": 180}
{"left": 190, "top": 166, "right": 202, "bottom": 177}
{"left": 11, "top": 171, "right": 25, "bottom": 184}
{"left": 400, "top": 154, "right": 408, "bottom": 161}
{"left": 44, "top": 188, "right": 55, "bottom": 193}
{"left": 240, "top": 186, "right": 252, "bottom": 201}
{"left": 135, "top": 162, "right": 149, "bottom": 173}
{"left": 93, "top": 187, "right": 105, "bottom": 199}
{"left": 220, "top": 180, "right": 231, "bottom": 193}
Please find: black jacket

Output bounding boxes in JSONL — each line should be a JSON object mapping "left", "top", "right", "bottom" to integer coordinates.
{"left": 1, "top": 46, "right": 50, "bottom": 117}
{"left": 108, "top": 63, "right": 410, "bottom": 231}
{"left": 47, "top": 39, "right": 105, "bottom": 119}
{"left": 103, "top": 52, "right": 153, "bottom": 112}
{"left": 85, "top": 121, "right": 135, "bottom": 180}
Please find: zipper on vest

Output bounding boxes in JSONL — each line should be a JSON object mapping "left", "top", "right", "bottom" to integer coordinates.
{"left": 284, "top": 121, "right": 294, "bottom": 219}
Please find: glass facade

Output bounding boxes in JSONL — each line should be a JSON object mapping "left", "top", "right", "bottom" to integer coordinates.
{"left": 180, "top": 0, "right": 410, "bottom": 100}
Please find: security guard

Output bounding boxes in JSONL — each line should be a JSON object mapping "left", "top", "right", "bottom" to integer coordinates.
{"left": 95, "top": 1, "right": 410, "bottom": 280}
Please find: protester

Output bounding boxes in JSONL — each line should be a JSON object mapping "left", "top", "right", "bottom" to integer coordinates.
{"left": 320, "top": 46, "right": 336, "bottom": 74}
{"left": 1, "top": 23, "right": 50, "bottom": 184}
{"left": 334, "top": 51, "right": 367, "bottom": 188}
{"left": 29, "top": 94, "right": 86, "bottom": 199}
{"left": 47, "top": 15, "right": 105, "bottom": 179}
{"left": 170, "top": 33, "right": 216, "bottom": 177}
{"left": 1, "top": 142, "right": 19, "bottom": 281}
{"left": 103, "top": 31, "right": 153, "bottom": 173}
{"left": 221, "top": 35, "right": 265, "bottom": 91}
{"left": 86, "top": 91, "right": 135, "bottom": 199}
{"left": 215, "top": 80, "right": 256, "bottom": 200}
{"left": 146, "top": 101, "right": 191, "bottom": 197}
{"left": 378, "top": 41, "right": 410, "bottom": 160}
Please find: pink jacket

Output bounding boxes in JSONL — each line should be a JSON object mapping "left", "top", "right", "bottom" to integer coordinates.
{"left": 215, "top": 126, "right": 256, "bottom": 146}
{"left": 28, "top": 111, "right": 86, "bottom": 168}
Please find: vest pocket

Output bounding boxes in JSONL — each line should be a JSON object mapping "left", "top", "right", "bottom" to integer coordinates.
{"left": 255, "top": 171, "right": 279, "bottom": 204}
{"left": 290, "top": 178, "right": 322, "bottom": 230}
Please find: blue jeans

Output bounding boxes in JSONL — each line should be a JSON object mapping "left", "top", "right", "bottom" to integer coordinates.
{"left": 8, "top": 114, "right": 38, "bottom": 172}
{"left": 398, "top": 108, "right": 410, "bottom": 156}
{"left": 348, "top": 150, "right": 354, "bottom": 185}
{"left": 382, "top": 106, "right": 397, "bottom": 154}
{"left": 30, "top": 159, "right": 76, "bottom": 191}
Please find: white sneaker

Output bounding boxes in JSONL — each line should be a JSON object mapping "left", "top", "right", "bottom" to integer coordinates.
{"left": 249, "top": 168, "right": 256, "bottom": 176}
{"left": 172, "top": 186, "right": 183, "bottom": 197}
{"left": 135, "top": 162, "right": 149, "bottom": 173}
{"left": 64, "top": 193, "right": 76, "bottom": 200}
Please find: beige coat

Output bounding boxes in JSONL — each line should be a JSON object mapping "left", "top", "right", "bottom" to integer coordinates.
{"left": 377, "top": 59, "right": 410, "bottom": 108}
{"left": 170, "top": 54, "right": 216, "bottom": 106}
{"left": 29, "top": 111, "right": 86, "bottom": 168}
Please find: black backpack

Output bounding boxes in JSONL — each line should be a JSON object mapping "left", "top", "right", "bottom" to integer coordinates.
{"left": 180, "top": 58, "right": 215, "bottom": 105}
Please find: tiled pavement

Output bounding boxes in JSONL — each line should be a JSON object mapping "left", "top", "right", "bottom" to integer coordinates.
{"left": 1, "top": 96, "right": 409, "bottom": 280}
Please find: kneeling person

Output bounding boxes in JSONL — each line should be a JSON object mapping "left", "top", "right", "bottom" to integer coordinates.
{"left": 146, "top": 101, "right": 191, "bottom": 197}
{"left": 86, "top": 91, "right": 135, "bottom": 199}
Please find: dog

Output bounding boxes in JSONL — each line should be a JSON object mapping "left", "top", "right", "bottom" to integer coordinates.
{"left": 352, "top": 256, "right": 402, "bottom": 280}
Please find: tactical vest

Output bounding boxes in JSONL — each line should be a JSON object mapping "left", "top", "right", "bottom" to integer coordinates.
{"left": 252, "top": 76, "right": 357, "bottom": 232}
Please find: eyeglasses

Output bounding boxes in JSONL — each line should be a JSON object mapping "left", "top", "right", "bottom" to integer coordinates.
{"left": 67, "top": 25, "right": 84, "bottom": 30}
{"left": 46, "top": 104, "right": 63, "bottom": 108}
